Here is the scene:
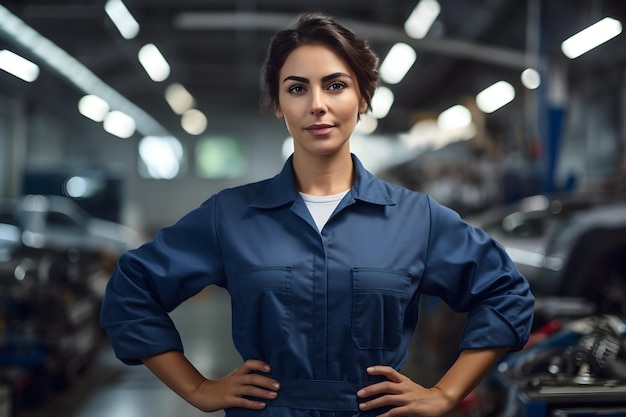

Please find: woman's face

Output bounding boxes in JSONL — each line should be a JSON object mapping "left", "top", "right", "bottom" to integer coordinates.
{"left": 275, "top": 43, "right": 367, "bottom": 158}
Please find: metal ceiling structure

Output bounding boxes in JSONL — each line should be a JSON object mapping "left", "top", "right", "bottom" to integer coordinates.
{"left": 0, "top": 0, "right": 625, "bottom": 139}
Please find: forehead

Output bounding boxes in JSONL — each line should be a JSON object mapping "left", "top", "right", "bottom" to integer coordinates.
{"left": 280, "top": 44, "right": 354, "bottom": 79}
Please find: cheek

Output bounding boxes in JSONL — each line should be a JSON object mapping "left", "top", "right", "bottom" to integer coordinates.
{"left": 340, "top": 103, "right": 361, "bottom": 123}
{"left": 337, "top": 96, "right": 363, "bottom": 119}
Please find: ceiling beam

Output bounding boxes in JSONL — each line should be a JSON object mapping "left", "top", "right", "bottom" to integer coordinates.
{"left": 174, "top": 11, "right": 537, "bottom": 70}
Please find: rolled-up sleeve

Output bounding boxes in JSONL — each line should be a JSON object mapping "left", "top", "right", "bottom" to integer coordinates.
{"left": 100, "top": 197, "right": 226, "bottom": 365}
{"left": 420, "top": 196, "right": 534, "bottom": 351}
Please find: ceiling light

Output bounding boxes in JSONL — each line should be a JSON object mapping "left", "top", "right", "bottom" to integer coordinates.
{"left": 520, "top": 68, "right": 541, "bottom": 90}
{"left": 379, "top": 43, "right": 417, "bottom": 84}
{"left": 476, "top": 81, "right": 515, "bottom": 113}
{"left": 561, "top": 17, "right": 622, "bottom": 59}
{"left": 437, "top": 105, "right": 472, "bottom": 130}
{"left": 370, "top": 86, "right": 394, "bottom": 119}
{"left": 181, "top": 109, "right": 207, "bottom": 135}
{"left": 78, "top": 94, "right": 110, "bottom": 122}
{"left": 404, "top": 0, "right": 441, "bottom": 39}
{"left": 139, "top": 136, "right": 183, "bottom": 179}
{"left": 105, "top": 0, "right": 140, "bottom": 39}
{"left": 355, "top": 114, "right": 378, "bottom": 135}
{"left": 174, "top": 12, "right": 293, "bottom": 31}
{"left": 165, "top": 83, "right": 195, "bottom": 115}
{"left": 138, "top": 43, "right": 170, "bottom": 82}
{"left": 103, "top": 110, "right": 136, "bottom": 138}
{"left": 0, "top": 5, "right": 172, "bottom": 137}
{"left": 63, "top": 176, "right": 101, "bottom": 198}
{"left": 0, "top": 49, "right": 39, "bottom": 82}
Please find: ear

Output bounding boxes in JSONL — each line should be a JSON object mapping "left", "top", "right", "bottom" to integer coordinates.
{"left": 358, "top": 98, "right": 368, "bottom": 115}
{"left": 275, "top": 104, "right": 284, "bottom": 119}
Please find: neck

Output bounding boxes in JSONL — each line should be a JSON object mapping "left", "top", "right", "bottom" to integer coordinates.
{"left": 292, "top": 151, "right": 354, "bottom": 196}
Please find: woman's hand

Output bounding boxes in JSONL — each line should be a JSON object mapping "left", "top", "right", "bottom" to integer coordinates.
{"left": 142, "top": 352, "right": 280, "bottom": 413}
{"left": 356, "top": 366, "right": 456, "bottom": 417}
{"left": 188, "top": 359, "right": 281, "bottom": 412}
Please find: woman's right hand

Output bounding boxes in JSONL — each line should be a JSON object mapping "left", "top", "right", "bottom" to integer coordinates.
{"left": 188, "top": 359, "right": 281, "bottom": 412}
{"left": 142, "top": 352, "right": 280, "bottom": 413}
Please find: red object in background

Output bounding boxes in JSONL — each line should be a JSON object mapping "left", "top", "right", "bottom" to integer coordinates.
{"left": 525, "top": 319, "right": 562, "bottom": 348}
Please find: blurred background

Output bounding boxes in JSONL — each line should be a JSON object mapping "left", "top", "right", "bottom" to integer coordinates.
{"left": 1, "top": 1, "right": 626, "bottom": 416}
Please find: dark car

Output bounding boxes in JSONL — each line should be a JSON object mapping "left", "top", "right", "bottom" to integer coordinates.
{"left": 0, "top": 194, "right": 143, "bottom": 297}
{"left": 0, "top": 194, "right": 141, "bottom": 258}
{"left": 466, "top": 192, "right": 626, "bottom": 318}
{"left": 0, "top": 195, "right": 141, "bottom": 406}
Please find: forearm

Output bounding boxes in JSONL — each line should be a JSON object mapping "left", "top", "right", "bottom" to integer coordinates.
{"left": 141, "top": 352, "right": 280, "bottom": 413}
{"left": 433, "top": 347, "right": 508, "bottom": 406}
{"left": 141, "top": 351, "right": 207, "bottom": 403}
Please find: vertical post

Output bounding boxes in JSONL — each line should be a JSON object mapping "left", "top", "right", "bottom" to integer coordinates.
{"left": 532, "top": 0, "right": 567, "bottom": 194}
{"left": 0, "top": 97, "right": 29, "bottom": 198}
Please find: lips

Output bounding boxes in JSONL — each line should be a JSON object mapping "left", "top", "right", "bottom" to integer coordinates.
{"left": 305, "top": 124, "right": 335, "bottom": 136}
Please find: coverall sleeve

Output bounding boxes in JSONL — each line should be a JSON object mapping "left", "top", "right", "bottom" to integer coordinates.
{"left": 420, "top": 196, "right": 534, "bottom": 352}
{"left": 100, "top": 197, "right": 226, "bottom": 365}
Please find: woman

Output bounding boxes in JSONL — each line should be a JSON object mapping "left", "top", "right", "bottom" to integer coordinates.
{"left": 100, "top": 12, "right": 534, "bottom": 417}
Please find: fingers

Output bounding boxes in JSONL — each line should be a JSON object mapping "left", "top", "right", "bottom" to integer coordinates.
{"left": 356, "top": 367, "right": 425, "bottom": 414}
{"left": 231, "top": 360, "right": 280, "bottom": 404}
{"left": 240, "top": 359, "right": 272, "bottom": 373}
{"left": 237, "top": 360, "right": 281, "bottom": 392}
{"left": 225, "top": 384, "right": 278, "bottom": 410}
{"left": 365, "top": 366, "right": 405, "bottom": 383}
{"left": 240, "top": 373, "right": 281, "bottom": 393}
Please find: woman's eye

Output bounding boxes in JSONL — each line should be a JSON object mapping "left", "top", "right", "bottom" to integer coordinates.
{"left": 288, "top": 85, "right": 305, "bottom": 93}
{"left": 328, "top": 81, "right": 346, "bottom": 91}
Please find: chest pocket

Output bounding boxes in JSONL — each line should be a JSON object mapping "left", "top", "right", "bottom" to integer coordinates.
{"left": 352, "top": 267, "right": 412, "bottom": 349}
{"left": 232, "top": 266, "right": 292, "bottom": 345}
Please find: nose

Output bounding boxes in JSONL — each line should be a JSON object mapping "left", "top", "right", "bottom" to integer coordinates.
{"left": 309, "top": 88, "right": 327, "bottom": 115}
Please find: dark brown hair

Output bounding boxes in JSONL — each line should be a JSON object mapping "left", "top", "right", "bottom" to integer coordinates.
{"left": 261, "top": 13, "right": 379, "bottom": 111}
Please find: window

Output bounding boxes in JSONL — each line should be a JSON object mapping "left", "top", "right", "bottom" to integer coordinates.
{"left": 195, "top": 136, "right": 247, "bottom": 179}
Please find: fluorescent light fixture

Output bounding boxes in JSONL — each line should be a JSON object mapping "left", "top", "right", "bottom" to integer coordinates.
{"left": 139, "top": 136, "right": 183, "bottom": 179}
{"left": 437, "top": 104, "right": 471, "bottom": 130}
{"left": 520, "top": 68, "right": 541, "bottom": 90}
{"left": 0, "top": 5, "right": 173, "bottom": 137}
{"left": 138, "top": 43, "right": 170, "bottom": 82}
{"left": 404, "top": 0, "right": 441, "bottom": 39}
{"left": 370, "top": 86, "right": 394, "bottom": 119}
{"left": 0, "top": 49, "right": 39, "bottom": 82}
{"left": 175, "top": 12, "right": 293, "bottom": 31}
{"left": 476, "top": 81, "right": 515, "bottom": 113}
{"left": 379, "top": 43, "right": 417, "bottom": 84}
{"left": 63, "top": 176, "right": 102, "bottom": 198}
{"left": 561, "top": 17, "right": 622, "bottom": 59}
{"left": 78, "top": 94, "right": 110, "bottom": 122}
{"left": 105, "top": 0, "right": 140, "bottom": 39}
{"left": 103, "top": 110, "right": 136, "bottom": 138}
{"left": 165, "top": 83, "right": 195, "bottom": 114}
{"left": 181, "top": 109, "right": 208, "bottom": 135}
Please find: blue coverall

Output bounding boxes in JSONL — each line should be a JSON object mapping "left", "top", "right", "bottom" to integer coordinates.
{"left": 100, "top": 154, "right": 534, "bottom": 417}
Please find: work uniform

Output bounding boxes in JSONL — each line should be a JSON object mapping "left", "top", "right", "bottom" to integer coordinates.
{"left": 100, "top": 154, "right": 534, "bottom": 417}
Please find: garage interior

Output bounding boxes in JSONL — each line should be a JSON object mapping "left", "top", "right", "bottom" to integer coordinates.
{"left": 1, "top": 1, "right": 626, "bottom": 416}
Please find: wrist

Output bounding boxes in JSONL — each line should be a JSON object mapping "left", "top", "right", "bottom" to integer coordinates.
{"left": 186, "top": 378, "right": 216, "bottom": 412}
{"left": 431, "top": 384, "right": 461, "bottom": 409}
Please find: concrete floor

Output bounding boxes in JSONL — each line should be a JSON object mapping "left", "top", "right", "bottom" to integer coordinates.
{"left": 15, "top": 287, "right": 453, "bottom": 417}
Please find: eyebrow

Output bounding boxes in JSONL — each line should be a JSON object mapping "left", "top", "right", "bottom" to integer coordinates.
{"left": 282, "top": 72, "right": 353, "bottom": 83}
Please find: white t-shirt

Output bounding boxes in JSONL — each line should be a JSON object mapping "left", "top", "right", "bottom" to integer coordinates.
{"left": 299, "top": 190, "right": 349, "bottom": 232}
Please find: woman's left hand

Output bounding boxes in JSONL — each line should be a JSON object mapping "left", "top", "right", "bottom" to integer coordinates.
{"left": 356, "top": 366, "right": 456, "bottom": 417}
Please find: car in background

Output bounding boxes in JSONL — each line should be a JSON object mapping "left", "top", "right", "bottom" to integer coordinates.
{"left": 466, "top": 192, "right": 626, "bottom": 318}
{"left": 0, "top": 194, "right": 142, "bottom": 259}
{"left": 0, "top": 194, "right": 143, "bottom": 294}
{"left": 0, "top": 194, "right": 142, "bottom": 407}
